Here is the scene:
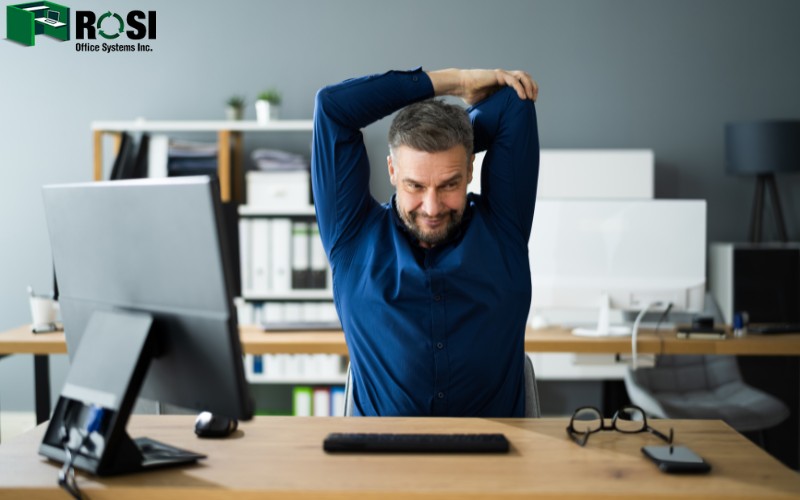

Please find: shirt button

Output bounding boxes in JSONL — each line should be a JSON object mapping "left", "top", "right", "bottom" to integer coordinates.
{"left": 438, "top": 392, "right": 445, "bottom": 399}
{"left": 412, "top": 76, "right": 419, "bottom": 82}
{"left": 436, "top": 342, "right": 444, "bottom": 349}
{"left": 434, "top": 295, "right": 441, "bottom": 301}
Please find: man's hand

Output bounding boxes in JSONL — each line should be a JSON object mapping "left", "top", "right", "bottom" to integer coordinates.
{"left": 428, "top": 68, "right": 538, "bottom": 105}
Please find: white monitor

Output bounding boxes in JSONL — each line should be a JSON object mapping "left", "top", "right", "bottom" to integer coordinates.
{"left": 529, "top": 200, "right": 706, "bottom": 336}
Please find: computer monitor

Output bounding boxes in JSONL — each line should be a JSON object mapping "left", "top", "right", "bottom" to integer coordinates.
{"left": 529, "top": 200, "right": 707, "bottom": 336}
{"left": 38, "top": 177, "right": 253, "bottom": 476}
{"left": 47, "top": 10, "right": 59, "bottom": 21}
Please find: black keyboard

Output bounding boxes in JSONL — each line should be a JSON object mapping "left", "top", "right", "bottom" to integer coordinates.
{"left": 748, "top": 323, "right": 800, "bottom": 334}
{"left": 323, "top": 432, "right": 510, "bottom": 453}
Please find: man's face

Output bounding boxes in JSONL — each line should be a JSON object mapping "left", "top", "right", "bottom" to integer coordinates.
{"left": 388, "top": 145, "right": 474, "bottom": 248}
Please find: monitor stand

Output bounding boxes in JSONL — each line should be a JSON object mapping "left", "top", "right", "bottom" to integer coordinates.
{"left": 572, "top": 293, "right": 632, "bottom": 337}
{"left": 39, "top": 310, "right": 205, "bottom": 476}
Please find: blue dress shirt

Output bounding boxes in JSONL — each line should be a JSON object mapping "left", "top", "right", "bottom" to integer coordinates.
{"left": 311, "top": 68, "right": 539, "bottom": 416}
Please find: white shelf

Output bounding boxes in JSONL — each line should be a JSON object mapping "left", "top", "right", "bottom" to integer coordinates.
{"left": 242, "top": 290, "right": 333, "bottom": 301}
{"left": 91, "top": 119, "right": 314, "bottom": 132}
{"left": 239, "top": 205, "right": 316, "bottom": 217}
{"left": 246, "top": 375, "right": 347, "bottom": 385}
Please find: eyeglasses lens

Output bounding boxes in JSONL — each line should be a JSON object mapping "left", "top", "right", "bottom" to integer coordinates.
{"left": 615, "top": 406, "right": 645, "bottom": 433}
{"left": 572, "top": 408, "right": 602, "bottom": 433}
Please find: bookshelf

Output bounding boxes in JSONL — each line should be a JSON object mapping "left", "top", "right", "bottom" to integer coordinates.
{"left": 91, "top": 118, "right": 344, "bottom": 415}
{"left": 91, "top": 119, "right": 314, "bottom": 202}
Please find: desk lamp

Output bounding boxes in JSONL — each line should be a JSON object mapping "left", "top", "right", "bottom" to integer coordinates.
{"left": 725, "top": 120, "right": 800, "bottom": 242}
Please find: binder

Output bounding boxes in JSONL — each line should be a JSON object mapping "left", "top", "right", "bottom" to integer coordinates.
{"left": 251, "top": 219, "right": 270, "bottom": 293}
{"left": 130, "top": 133, "right": 150, "bottom": 179}
{"left": 147, "top": 134, "right": 169, "bottom": 178}
{"left": 291, "top": 221, "right": 310, "bottom": 289}
{"left": 270, "top": 218, "right": 292, "bottom": 293}
{"left": 313, "top": 387, "right": 331, "bottom": 417}
{"left": 330, "top": 386, "right": 346, "bottom": 417}
{"left": 239, "top": 218, "right": 252, "bottom": 295}
{"left": 109, "top": 132, "right": 134, "bottom": 180}
{"left": 309, "top": 222, "right": 327, "bottom": 289}
{"left": 292, "top": 386, "right": 313, "bottom": 416}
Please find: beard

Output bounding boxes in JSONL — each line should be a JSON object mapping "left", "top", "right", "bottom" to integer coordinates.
{"left": 398, "top": 206, "right": 464, "bottom": 247}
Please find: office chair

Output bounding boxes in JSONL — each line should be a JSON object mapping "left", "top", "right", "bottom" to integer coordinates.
{"left": 624, "top": 355, "right": 789, "bottom": 440}
{"left": 342, "top": 354, "right": 541, "bottom": 417}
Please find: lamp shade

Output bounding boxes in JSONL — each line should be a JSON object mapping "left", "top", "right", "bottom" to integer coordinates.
{"left": 725, "top": 120, "right": 800, "bottom": 175}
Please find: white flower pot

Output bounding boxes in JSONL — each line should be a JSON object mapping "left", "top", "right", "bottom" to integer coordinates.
{"left": 226, "top": 106, "right": 243, "bottom": 121}
{"left": 255, "top": 100, "right": 279, "bottom": 124}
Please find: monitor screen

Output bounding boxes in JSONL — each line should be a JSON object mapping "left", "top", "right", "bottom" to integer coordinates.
{"left": 47, "top": 10, "right": 59, "bottom": 21}
{"left": 529, "top": 199, "right": 706, "bottom": 333}
{"left": 39, "top": 176, "right": 252, "bottom": 475}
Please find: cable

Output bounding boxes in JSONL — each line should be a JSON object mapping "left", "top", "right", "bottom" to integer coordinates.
{"left": 630, "top": 301, "right": 667, "bottom": 370}
{"left": 653, "top": 302, "right": 673, "bottom": 358}
{"left": 57, "top": 404, "right": 106, "bottom": 500}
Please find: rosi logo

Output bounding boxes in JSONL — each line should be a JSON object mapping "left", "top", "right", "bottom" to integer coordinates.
{"left": 76, "top": 10, "right": 155, "bottom": 40}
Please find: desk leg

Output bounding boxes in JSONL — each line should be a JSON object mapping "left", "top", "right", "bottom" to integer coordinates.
{"left": 93, "top": 130, "right": 104, "bottom": 181}
{"left": 218, "top": 131, "right": 232, "bottom": 202}
{"left": 34, "top": 355, "right": 51, "bottom": 424}
{"left": 232, "top": 132, "right": 244, "bottom": 203}
{"left": 602, "top": 380, "right": 631, "bottom": 417}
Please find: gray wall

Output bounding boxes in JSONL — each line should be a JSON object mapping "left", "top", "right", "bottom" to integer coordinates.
{"left": 1, "top": 0, "right": 799, "bottom": 412}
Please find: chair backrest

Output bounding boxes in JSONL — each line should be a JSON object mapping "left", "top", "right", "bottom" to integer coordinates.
{"left": 638, "top": 355, "right": 743, "bottom": 394}
{"left": 625, "top": 355, "right": 745, "bottom": 419}
{"left": 625, "top": 354, "right": 790, "bottom": 432}
{"left": 342, "top": 355, "right": 541, "bottom": 417}
{"left": 524, "top": 353, "right": 541, "bottom": 418}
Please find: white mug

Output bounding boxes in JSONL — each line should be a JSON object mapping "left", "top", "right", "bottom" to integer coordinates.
{"left": 29, "top": 295, "right": 59, "bottom": 331}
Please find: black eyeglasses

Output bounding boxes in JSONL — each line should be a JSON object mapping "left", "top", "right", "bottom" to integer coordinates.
{"left": 566, "top": 405, "right": 673, "bottom": 447}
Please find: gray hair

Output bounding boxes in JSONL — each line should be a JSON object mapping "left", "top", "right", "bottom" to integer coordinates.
{"left": 388, "top": 99, "right": 473, "bottom": 157}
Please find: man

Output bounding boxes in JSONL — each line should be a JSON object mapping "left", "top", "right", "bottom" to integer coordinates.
{"left": 312, "top": 67, "right": 539, "bottom": 417}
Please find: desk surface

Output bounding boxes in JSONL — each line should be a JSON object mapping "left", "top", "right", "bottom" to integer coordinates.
{"left": 0, "top": 416, "right": 798, "bottom": 499}
{"left": 34, "top": 18, "right": 66, "bottom": 28}
{"left": 2, "top": 323, "right": 799, "bottom": 356}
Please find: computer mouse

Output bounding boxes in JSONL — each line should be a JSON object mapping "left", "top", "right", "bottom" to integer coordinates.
{"left": 194, "top": 411, "right": 238, "bottom": 438}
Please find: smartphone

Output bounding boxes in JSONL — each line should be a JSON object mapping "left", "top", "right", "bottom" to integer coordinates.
{"left": 641, "top": 445, "right": 711, "bottom": 473}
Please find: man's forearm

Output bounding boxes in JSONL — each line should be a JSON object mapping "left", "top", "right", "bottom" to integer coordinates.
{"left": 427, "top": 69, "right": 463, "bottom": 97}
{"left": 427, "top": 68, "right": 538, "bottom": 105}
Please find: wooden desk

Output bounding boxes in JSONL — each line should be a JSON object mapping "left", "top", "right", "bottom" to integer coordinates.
{"left": 0, "top": 416, "right": 798, "bottom": 499}
{"left": 3, "top": 324, "right": 799, "bottom": 424}
{"left": 4, "top": 323, "right": 800, "bottom": 356}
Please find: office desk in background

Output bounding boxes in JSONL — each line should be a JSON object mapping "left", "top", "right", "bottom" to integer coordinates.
{"left": 34, "top": 17, "right": 66, "bottom": 29}
{"left": 2, "top": 323, "right": 800, "bottom": 423}
{"left": 4, "top": 323, "right": 800, "bottom": 355}
{"left": 0, "top": 416, "right": 798, "bottom": 499}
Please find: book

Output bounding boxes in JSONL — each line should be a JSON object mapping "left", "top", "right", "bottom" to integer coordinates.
{"left": 147, "top": 134, "right": 169, "bottom": 178}
{"left": 130, "top": 133, "right": 150, "bottom": 178}
{"left": 109, "top": 132, "right": 134, "bottom": 180}
{"left": 309, "top": 222, "right": 328, "bottom": 289}
{"left": 292, "top": 386, "right": 313, "bottom": 416}
{"left": 270, "top": 218, "right": 292, "bottom": 293}
{"left": 313, "top": 387, "right": 331, "bottom": 417}
{"left": 239, "top": 218, "right": 252, "bottom": 294}
{"left": 291, "top": 221, "right": 310, "bottom": 289}
{"left": 330, "top": 386, "right": 346, "bottom": 417}
{"left": 251, "top": 219, "right": 270, "bottom": 294}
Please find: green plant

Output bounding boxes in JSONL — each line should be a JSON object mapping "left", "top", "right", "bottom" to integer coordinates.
{"left": 257, "top": 88, "right": 282, "bottom": 105}
{"left": 226, "top": 95, "right": 246, "bottom": 108}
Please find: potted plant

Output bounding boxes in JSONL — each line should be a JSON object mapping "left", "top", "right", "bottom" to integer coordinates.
{"left": 226, "top": 95, "right": 246, "bottom": 120}
{"left": 255, "top": 88, "right": 282, "bottom": 124}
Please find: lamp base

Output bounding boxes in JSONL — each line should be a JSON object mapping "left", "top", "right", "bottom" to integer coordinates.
{"left": 749, "top": 173, "right": 788, "bottom": 243}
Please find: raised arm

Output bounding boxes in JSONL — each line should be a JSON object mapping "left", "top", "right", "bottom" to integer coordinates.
{"left": 311, "top": 69, "right": 434, "bottom": 257}
{"left": 427, "top": 68, "right": 538, "bottom": 104}
{"left": 432, "top": 69, "right": 540, "bottom": 243}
